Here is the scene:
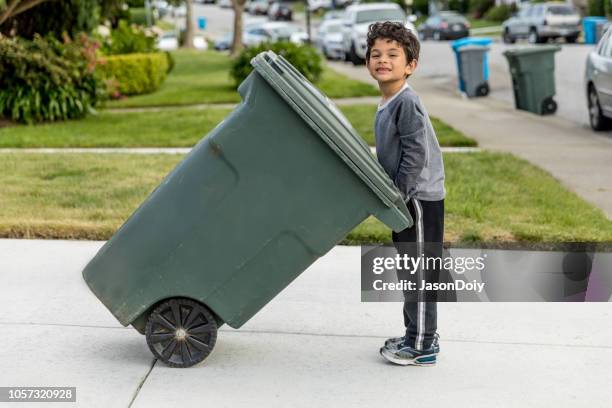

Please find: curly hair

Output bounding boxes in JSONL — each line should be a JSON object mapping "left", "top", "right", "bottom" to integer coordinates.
{"left": 365, "top": 21, "right": 420, "bottom": 64}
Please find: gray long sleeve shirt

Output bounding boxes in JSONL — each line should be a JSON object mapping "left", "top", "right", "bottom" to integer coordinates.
{"left": 374, "top": 82, "right": 446, "bottom": 201}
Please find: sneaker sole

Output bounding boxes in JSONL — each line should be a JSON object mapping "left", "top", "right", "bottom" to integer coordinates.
{"left": 379, "top": 347, "right": 437, "bottom": 366}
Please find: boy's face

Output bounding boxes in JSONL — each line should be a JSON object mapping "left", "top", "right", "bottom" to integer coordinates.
{"left": 366, "top": 38, "right": 417, "bottom": 84}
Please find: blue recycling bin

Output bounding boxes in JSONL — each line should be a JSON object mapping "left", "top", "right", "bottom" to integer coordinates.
{"left": 583, "top": 17, "right": 607, "bottom": 44}
{"left": 451, "top": 37, "right": 492, "bottom": 94}
{"left": 198, "top": 17, "right": 207, "bottom": 30}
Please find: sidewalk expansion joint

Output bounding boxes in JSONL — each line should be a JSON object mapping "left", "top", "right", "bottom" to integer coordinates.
{"left": 128, "top": 358, "right": 157, "bottom": 408}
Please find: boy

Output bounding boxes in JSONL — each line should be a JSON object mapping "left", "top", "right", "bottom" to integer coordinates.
{"left": 366, "top": 22, "right": 446, "bottom": 366}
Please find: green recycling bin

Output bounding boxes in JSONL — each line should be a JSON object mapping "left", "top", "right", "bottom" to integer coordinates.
{"left": 82, "top": 51, "right": 412, "bottom": 368}
{"left": 503, "top": 45, "right": 561, "bottom": 115}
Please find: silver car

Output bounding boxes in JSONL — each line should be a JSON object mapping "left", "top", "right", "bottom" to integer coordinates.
{"left": 316, "top": 20, "right": 344, "bottom": 59}
{"left": 585, "top": 26, "right": 612, "bottom": 130}
{"left": 502, "top": 2, "right": 581, "bottom": 44}
{"left": 340, "top": 3, "right": 416, "bottom": 65}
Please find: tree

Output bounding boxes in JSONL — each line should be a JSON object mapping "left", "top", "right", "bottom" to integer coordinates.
{"left": 0, "top": 0, "right": 55, "bottom": 27}
{"left": 1, "top": 0, "right": 99, "bottom": 39}
{"left": 185, "top": 0, "right": 194, "bottom": 49}
{"left": 168, "top": 0, "right": 195, "bottom": 49}
{"left": 230, "top": 0, "right": 246, "bottom": 55}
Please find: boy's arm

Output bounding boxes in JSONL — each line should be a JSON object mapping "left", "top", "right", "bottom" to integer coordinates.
{"left": 395, "top": 98, "right": 427, "bottom": 200}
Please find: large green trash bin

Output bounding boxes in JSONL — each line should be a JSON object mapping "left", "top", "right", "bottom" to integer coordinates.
{"left": 503, "top": 45, "right": 561, "bottom": 115}
{"left": 82, "top": 51, "right": 412, "bottom": 367}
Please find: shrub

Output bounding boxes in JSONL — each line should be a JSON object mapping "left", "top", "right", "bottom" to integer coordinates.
{"left": 0, "top": 0, "right": 98, "bottom": 40}
{"left": 484, "top": 4, "right": 513, "bottom": 22}
{"left": 469, "top": 0, "right": 495, "bottom": 18}
{"left": 588, "top": 0, "right": 605, "bottom": 16}
{"left": 449, "top": 0, "right": 470, "bottom": 14}
{"left": 98, "top": 20, "right": 158, "bottom": 55}
{"left": 0, "top": 34, "right": 104, "bottom": 124}
{"left": 413, "top": 0, "right": 429, "bottom": 16}
{"left": 97, "top": 53, "right": 169, "bottom": 96}
{"left": 230, "top": 41, "right": 322, "bottom": 88}
{"left": 129, "top": 7, "right": 156, "bottom": 26}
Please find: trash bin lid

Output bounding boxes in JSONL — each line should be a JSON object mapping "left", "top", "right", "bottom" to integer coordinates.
{"left": 457, "top": 44, "right": 490, "bottom": 53}
{"left": 451, "top": 37, "right": 492, "bottom": 52}
{"left": 583, "top": 16, "right": 607, "bottom": 22}
{"left": 503, "top": 45, "right": 561, "bottom": 58}
{"left": 250, "top": 51, "right": 404, "bottom": 211}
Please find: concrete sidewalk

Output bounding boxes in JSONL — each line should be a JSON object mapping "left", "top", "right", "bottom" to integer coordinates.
{"left": 329, "top": 61, "right": 612, "bottom": 219}
{"left": 1, "top": 239, "right": 611, "bottom": 407}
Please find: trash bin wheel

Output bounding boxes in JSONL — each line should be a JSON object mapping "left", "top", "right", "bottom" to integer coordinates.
{"left": 476, "top": 83, "right": 490, "bottom": 97}
{"left": 145, "top": 298, "right": 218, "bottom": 368}
{"left": 541, "top": 97, "right": 557, "bottom": 115}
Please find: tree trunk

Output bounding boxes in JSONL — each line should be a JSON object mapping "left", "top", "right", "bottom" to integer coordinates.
{"left": 230, "top": 0, "right": 245, "bottom": 56}
{"left": 0, "top": 0, "right": 54, "bottom": 27}
{"left": 184, "top": 0, "right": 194, "bottom": 48}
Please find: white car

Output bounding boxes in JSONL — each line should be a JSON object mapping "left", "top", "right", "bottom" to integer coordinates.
{"left": 308, "top": 0, "right": 331, "bottom": 12}
{"left": 170, "top": 4, "right": 187, "bottom": 17}
{"left": 244, "top": 22, "right": 309, "bottom": 47}
{"left": 316, "top": 20, "right": 344, "bottom": 59}
{"left": 218, "top": 0, "right": 232, "bottom": 8}
{"left": 157, "top": 32, "right": 179, "bottom": 51}
{"left": 340, "top": 3, "right": 416, "bottom": 65}
{"left": 247, "top": 0, "right": 270, "bottom": 15}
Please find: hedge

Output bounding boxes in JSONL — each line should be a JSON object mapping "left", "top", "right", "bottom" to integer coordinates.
{"left": 97, "top": 52, "right": 169, "bottom": 96}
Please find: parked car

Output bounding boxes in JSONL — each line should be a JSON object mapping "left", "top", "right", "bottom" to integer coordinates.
{"left": 170, "top": 4, "right": 187, "bottom": 17}
{"left": 316, "top": 20, "right": 344, "bottom": 59}
{"left": 218, "top": 0, "right": 232, "bottom": 8}
{"left": 340, "top": 3, "right": 416, "bottom": 65}
{"left": 322, "top": 10, "right": 344, "bottom": 21}
{"left": 244, "top": 21, "right": 309, "bottom": 47}
{"left": 247, "top": 0, "right": 271, "bottom": 15}
{"left": 268, "top": 2, "right": 292, "bottom": 21}
{"left": 584, "top": 27, "right": 612, "bottom": 130}
{"left": 153, "top": 1, "right": 170, "bottom": 18}
{"left": 502, "top": 2, "right": 581, "bottom": 44}
{"left": 417, "top": 11, "right": 469, "bottom": 41}
{"left": 214, "top": 32, "right": 234, "bottom": 50}
{"left": 157, "top": 32, "right": 179, "bottom": 51}
{"left": 308, "top": 0, "right": 331, "bottom": 12}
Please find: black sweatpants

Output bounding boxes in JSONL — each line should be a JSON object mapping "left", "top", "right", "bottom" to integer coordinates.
{"left": 391, "top": 197, "right": 444, "bottom": 351}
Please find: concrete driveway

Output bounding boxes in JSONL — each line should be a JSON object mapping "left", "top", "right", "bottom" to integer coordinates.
{"left": 2, "top": 239, "right": 612, "bottom": 407}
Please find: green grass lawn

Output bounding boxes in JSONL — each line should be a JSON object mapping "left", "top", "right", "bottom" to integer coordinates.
{"left": 0, "top": 105, "right": 476, "bottom": 148}
{"left": 105, "top": 50, "right": 378, "bottom": 109}
{"left": 0, "top": 108, "right": 233, "bottom": 148}
{"left": 467, "top": 18, "right": 503, "bottom": 29}
{"left": 1, "top": 152, "right": 610, "bottom": 243}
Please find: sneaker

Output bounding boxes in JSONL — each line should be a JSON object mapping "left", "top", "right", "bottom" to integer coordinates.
{"left": 383, "top": 332, "right": 440, "bottom": 354}
{"left": 380, "top": 343, "right": 437, "bottom": 366}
